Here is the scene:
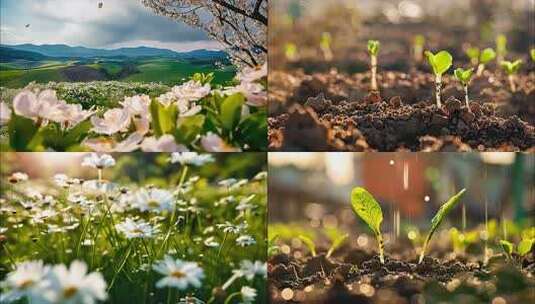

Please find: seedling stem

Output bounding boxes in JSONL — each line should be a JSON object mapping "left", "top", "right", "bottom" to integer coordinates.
{"left": 367, "top": 40, "right": 380, "bottom": 92}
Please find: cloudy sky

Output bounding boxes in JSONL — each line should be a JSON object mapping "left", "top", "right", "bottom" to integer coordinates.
{"left": 0, "top": 0, "right": 222, "bottom": 51}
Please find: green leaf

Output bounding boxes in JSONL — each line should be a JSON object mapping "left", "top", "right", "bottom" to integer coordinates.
{"left": 220, "top": 93, "right": 244, "bottom": 131}
{"left": 8, "top": 113, "right": 40, "bottom": 151}
{"left": 454, "top": 68, "right": 474, "bottom": 85}
{"left": 518, "top": 239, "right": 534, "bottom": 256}
{"left": 174, "top": 115, "right": 205, "bottom": 145}
{"left": 465, "top": 47, "right": 480, "bottom": 60}
{"left": 326, "top": 233, "right": 348, "bottom": 259}
{"left": 150, "top": 99, "right": 163, "bottom": 136}
{"left": 501, "top": 60, "right": 523, "bottom": 75}
{"left": 350, "top": 187, "right": 383, "bottom": 236}
{"left": 63, "top": 120, "right": 91, "bottom": 148}
{"left": 419, "top": 189, "right": 466, "bottom": 263}
{"left": 367, "top": 40, "right": 380, "bottom": 56}
{"left": 479, "top": 48, "right": 496, "bottom": 64}
{"left": 425, "top": 50, "right": 453, "bottom": 76}
{"left": 150, "top": 99, "right": 178, "bottom": 136}
{"left": 530, "top": 49, "right": 535, "bottom": 62}
{"left": 298, "top": 235, "right": 316, "bottom": 256}
{"left": 236, "top": 111, "right": 267, "bottom": 151}
{"left": 500, "top": 240, "right": 514, "bottom": 255}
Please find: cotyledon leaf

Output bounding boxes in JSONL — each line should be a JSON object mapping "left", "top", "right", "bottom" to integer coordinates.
{"left": 351, "top": 187, "right": 383, "bottom": 236}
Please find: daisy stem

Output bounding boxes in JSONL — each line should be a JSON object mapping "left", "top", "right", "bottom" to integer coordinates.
{"left": 223, "top": 292, "right": 241, "bottom": 304}
{"left": 107, "top": 241, "right": 134, "bottom": 291}
{"left": 218, "top": 232, "right": 229, "bottom": 257}
{"left": 98, "top": 169, "right": 103, "bottom": 183}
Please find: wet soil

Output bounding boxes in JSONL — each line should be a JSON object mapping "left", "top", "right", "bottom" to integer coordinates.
{"left": 268, "top": 250, "right": 535, "bottom": 304}
{"left": 269, "top": 71, "right": 535, "bottom": 152}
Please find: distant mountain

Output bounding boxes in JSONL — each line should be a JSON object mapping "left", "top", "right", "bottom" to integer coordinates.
{"left": 1, "top": 44, "right": 227, "bottom": 60}
{"left": 0, "top": 47, "right": 49, "bottom": 61}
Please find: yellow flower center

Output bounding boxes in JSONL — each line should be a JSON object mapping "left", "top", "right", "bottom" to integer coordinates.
{"left": 63, "top": 286, "right": 78, "bottom": 298}
{"left": 170, "top": 270, "right": 185, "bottom": 278}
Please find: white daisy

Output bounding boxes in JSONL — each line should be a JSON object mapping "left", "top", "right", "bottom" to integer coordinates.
{"left": 236, "top": 235, "right": 256, "bottom": 247}
{"left": 170, "top": 152, "right": 214, "bottom": 166}
{"left": 81, "top": 153, "right": 116, "bottom": 169}
{"left": 235, "top": 260, "right": 267, "bottom": 280}
{"left": 152, "top": 255, "right": 205, "bottom": 290}
{"left": 241, "top": 286, "right": 257, "bottom": 304}
{"left": 1, "top": 260, "right": 49, "bottom": 303}
{"left": 134, "top": 188, "right": 174, "bottom": 213}
{"left": 115, "top": 217, "right": 159, "bottom": 239}
{"left": 8, "top": 172, "right": 28, "bottom": 183}
{"left": 42, "top": 260, "right": 107, "bottom": 304}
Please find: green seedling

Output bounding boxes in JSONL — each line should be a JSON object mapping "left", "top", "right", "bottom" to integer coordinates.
{"left": 500, "top": 238, "right": 534, "bottom": 260}
{"left": 298, "top": 235, "right": 317, "bottom": 257}
{"left": 320, "top": 32, "right": 333, "bottom": 62}
{"left": 501, "top": 60, "right": 522, "bottom": 92}
{"left": 496, "top": 34, "right": 507, "bottom": 64}
{"left": 350, "top": 187, "right": 384, "bottom": 264}
{"left": 367, "top": 40, "right": 380, "bottom": 92}
{"left": 418, "top": 189, "right": 466, "bottom": 264}
{"left": 326, "top": 233, "right": 349, "bottom": 259}
{"left": 425, "top": 50, "right": 453, "bottom": 107}
{"left": 476, "top": 48, "right": 496, "bottom": 76}
{"left": 466, "top": 46, "right": 480, "bottom": 66}
{"left": 285, "top": 42, "right": 298, "bottom": 61}
{"left": 530, "top": 49, "right": 535, "bottom": 62}
{"left": 454, "top": 68, "right": 474, "bottom": 109}
{"left": 413, "top": 35, "right": 425, "bottom": 62}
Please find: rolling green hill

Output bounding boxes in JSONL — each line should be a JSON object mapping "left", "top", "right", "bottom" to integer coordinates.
{"left": 0, "top": 58, "right": 236, "bottom": 88}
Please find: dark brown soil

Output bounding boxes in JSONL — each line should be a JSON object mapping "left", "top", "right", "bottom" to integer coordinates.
{"left": 268, "top": 250, "right": 535, "bottom": 304}
{"left": 269, "top": 71, "right": 535, "bottom": 151}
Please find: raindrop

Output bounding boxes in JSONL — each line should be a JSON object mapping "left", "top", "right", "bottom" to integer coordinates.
{"left": 424, "top": 195, "right": 430, "bottom": 202}
{"left": 389, "top": 160, "right": 395, "bottom": 166}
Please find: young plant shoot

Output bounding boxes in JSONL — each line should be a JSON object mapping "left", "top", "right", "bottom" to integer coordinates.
{"left": 496, "top": 34, "right": 507, "bottom": 64}
{"left": 476, "top": 48, "right": 496, "bottom": 76}
{"left": 425, "top": 50, "right": 453, "bottom": 107}
{"left": 413, "top": 35, "right": 425, "bottom": 62}
{"left": 320, "top": 32, "right": 333, "bottom": 62}
{"left": 419, "top": 189, "right": 466, "bottom": 264}
{"left": 351, "top": 187, "right": 385, "bottom": 264}
{"left": 454, "top": 68, "right": 474, "bottom": 109}
{"left": 501, "top": 60, "right": 522, "bottom": 92}
{"left": 466, "top": 46, "right": 480, "bottom": 66}
{"left": 367, "top": 40, "right": 380, "bottom": 92}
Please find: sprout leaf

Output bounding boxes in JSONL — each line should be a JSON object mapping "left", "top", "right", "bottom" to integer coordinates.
{"left": 518, "top": 239, "right": 534, "bottom": 256}
{"left": 479, "top": 48, "right": 496, "bottom": 64}
{"left": 425, "top": 50, "right": 452, "bottom": 76}
{"left": 501, "top": 60, "right": 522, "bottom": 75}
{"left": 351, "top": 187, "right": 383, "bottom": 236}
{"left": 419, "top": 189, "right": 466, "bottom": 263}
{"left": 298, "top": 235, "right": 316, "bottom": 256}
{"left": 500, "top": 240, "right": 514, "bottom": 256}
{"left": 367, "top": 40, "right": 380, "bottom": 56}
{"left": 466, "top": 47, "right": 480, "bottom": 60}
{"left": 454, "top": 68, "right": 474, "bottom": 85}
{"left": 530, "top": 49, "right": 535, "bottom": 62}
{"left": 326, "top": 233, "right": 349, "bottom": 259}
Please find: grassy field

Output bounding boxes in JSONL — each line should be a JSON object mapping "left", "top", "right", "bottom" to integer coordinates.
{"left": 0, "top": 58, "right": 236, "bottom": 88}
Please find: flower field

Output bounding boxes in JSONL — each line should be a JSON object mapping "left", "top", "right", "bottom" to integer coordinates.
{"left": 0, "top": 152, "right": 267, "bottom": 303}
{"left": 0, "top": 65, "right": 267, "bottom": 152}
